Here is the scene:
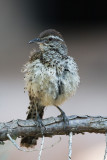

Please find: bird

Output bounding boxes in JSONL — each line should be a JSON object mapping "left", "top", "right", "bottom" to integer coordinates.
{"left": 20, "top": 29, "right": 80, "bottom": 148}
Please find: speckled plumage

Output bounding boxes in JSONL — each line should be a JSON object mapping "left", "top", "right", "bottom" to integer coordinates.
{"left": 20, "top": 29, "right": 80, "bottom": 147}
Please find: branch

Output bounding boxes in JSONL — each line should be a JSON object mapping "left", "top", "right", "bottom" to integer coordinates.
{"left": 0, "top": 115, "right": 107, "bottom": 142}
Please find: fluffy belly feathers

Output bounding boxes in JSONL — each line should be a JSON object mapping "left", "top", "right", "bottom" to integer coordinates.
{"left": 23, "top": 59, "right": 79, "bottom": 106}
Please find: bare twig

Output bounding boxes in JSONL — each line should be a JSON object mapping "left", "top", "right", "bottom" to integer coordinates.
{"left": 0, "top": 115, "right": 107, "bottom": 160}
{"left": 104, "top": 133, "right": 107, "bottom": 160}
{"left": 7, "top": 133, "right": 61, "bottom": 152}
{"left": 7, "top": 133, "right": 44, "bottom": 160}
{"left": 68, "top": 132, "right": 73, "bottom": 160}
{"left": 7, "top": 134, "right": 21, "bottom": 150}
{"left": 38, "top": 136, "right": 44, "bottom": 160}
{"left": 7, "top": 133, "right": 39, "bottom": 152}
{"left": 0, "top": 115, "right": 107, "bottom": 143}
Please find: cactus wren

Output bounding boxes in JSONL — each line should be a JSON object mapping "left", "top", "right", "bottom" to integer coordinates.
{"left": 20, "top": 29, "right": 80, "bottom": 147}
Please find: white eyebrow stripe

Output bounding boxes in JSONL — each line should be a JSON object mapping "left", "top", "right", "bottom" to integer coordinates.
{"left": 48, "top": 35, "right": 64, "bottom": 41}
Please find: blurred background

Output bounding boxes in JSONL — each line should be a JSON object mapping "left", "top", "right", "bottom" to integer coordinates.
{"left": 0, "top": 0, "right": 107, "bottom": 159}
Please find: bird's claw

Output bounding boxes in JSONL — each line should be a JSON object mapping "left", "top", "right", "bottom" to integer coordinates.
{"left": 36, "top": 114, "right": 46, "bottom": 134}
{"left": 61, "top": 111, "right": 69, "bottom": 125}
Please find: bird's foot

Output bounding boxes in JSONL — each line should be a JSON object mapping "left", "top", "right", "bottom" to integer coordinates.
{"left": 60, "top": 111, "right": 69, "bottom": 125}
{"left": 56, "top": 106, "right": 69, "bottom": 128}
{"left": 36, "top": 113, "right": 46, "bottom": 134}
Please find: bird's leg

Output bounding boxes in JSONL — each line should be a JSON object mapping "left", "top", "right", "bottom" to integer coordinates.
{"left": 35, "top": 107, "right": 46, "bottom": 132}
{"left": 56, "top": 106, "right": 69, "bottom": 125}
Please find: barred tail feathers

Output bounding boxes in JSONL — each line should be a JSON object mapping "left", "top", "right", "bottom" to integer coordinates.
{"left": 20, "top": 103, "right": 45, "bottom": 148}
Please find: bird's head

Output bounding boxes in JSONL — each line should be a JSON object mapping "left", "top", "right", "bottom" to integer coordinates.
{"left": 29, "top": 29, "right": 67, "bottom": 53}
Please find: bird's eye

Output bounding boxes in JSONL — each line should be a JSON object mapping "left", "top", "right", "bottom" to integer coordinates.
{"left": 49, "top": 37, "right": 52, "bottom": 41}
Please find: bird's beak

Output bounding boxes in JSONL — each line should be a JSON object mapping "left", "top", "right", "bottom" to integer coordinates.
{"left": 29, "top": 38, "right": 42, "bottom": 44}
